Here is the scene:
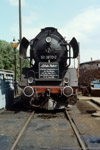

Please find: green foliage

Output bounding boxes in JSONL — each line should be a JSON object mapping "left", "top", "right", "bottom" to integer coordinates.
{"left": 0, "top": 40, "right": 14, "bottom": 70}
{"left": 0, "top": 40, "right": 30, "bottom": 81}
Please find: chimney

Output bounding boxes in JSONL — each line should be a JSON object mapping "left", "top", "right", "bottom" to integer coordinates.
{"left": 91, "top": 57, "right": 93, "bottom": 61}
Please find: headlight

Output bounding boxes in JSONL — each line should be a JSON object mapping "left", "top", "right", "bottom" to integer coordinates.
{"left": 46, "top": 37, "right": 51, "bottom": 43}
{"left": 64, "top": 77, "right": 69, "bottom": 84}
{"left": 28, "top": 77, "right": 34, "bottom": 84}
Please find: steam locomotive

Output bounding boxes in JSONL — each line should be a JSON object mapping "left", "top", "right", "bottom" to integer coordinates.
{"left": 20, "top": 27, "right": 79, "bottom": 110}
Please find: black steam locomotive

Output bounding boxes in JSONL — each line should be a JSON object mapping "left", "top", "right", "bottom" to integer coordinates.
{"left": 20, "top": 27, "right": 79, "bottom": 110}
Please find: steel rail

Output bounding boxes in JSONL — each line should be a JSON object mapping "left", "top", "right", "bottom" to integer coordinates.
{"left": 65, "top": 109, "right": 87, "bottom": 150}
{"left": 10, "top": 111, "right": 35, "bottom": 150}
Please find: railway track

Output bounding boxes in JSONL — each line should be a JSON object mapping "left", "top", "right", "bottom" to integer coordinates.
{"left": 65, "top": 109, "right": 87, "bottom": 150}
{"left": 7, "top": 109, "right": 88, "bottom": 150}
{"left": 1, "top": 101, "right": 100, "bottom": 150}
{"left": 9, "top": 111, "right": 35, "bottom": 150}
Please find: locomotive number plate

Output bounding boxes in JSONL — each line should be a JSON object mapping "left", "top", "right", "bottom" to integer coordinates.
{"left": 39, "top": 62, "right": 59, "bottom": 79}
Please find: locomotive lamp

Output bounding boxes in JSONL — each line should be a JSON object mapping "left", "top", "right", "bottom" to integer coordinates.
{"left": 64, "top": 77, "right": 69, "bottom": 84}
{"left": 27, "top": 70, "right": 35, "bottom": 84}
{"left": 28, "top": 77, "right": 34, "bottom": 84}
{"left": 46, "top": 37, "right": 51, "bottom": 43}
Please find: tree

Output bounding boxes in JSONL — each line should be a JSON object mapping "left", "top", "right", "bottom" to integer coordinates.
{"left": 0, "top": 40, "right": 30, "bottom": 81}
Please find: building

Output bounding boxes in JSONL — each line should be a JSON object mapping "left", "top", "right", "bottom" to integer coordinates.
{"left": 79, "top": 60, "right": 100, "bottom": 87}
{"left": 0, "top": 70, "right": 14, "bottom": 109}
{"left": 80, "top": 59, "right": 100, "bottom": 70}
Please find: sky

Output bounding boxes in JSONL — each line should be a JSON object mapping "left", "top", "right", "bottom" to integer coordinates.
{"left": 0, "top": 0, "right": 100, "bottom": 64}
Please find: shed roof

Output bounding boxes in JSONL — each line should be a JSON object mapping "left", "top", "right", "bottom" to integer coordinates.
{"left": 80, "top": 59, "right": 100, "bottom": 66}
{"left": 0, "top": 69, "right": 13, "bottom": 73}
